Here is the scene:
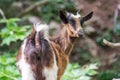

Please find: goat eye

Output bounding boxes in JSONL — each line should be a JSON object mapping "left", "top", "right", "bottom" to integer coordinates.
{"left": 69, "top": 19, "right": 76, "bottom": 29}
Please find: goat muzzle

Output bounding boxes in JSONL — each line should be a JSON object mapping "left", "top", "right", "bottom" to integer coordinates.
{"left": 77, "top": 30, "right": 85, "bottom": 38}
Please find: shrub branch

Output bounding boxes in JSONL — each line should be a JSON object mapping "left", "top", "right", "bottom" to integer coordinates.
{"left": 103, "top": 39, "right": 120, "bottom": 48}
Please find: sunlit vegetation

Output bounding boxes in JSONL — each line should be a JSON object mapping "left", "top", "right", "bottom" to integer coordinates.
{"left": 0, "top": 0, "right": 120, "bottom": 80}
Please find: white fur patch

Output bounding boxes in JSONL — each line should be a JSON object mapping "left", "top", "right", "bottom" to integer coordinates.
{"left": 42, "top": 51, "right": 58, "bottom": 80}
{"left": 72, "top": 13, "right": 81, "bottom": 18}
{"left": 34, "top": 23, "right": 49, "bottom": 41}
{"left": 34, "top": 23, "right": 48, "bottom": 32}
{"left": 16, "top": 39, "right": 35, "bottom": 80}
{"left": 67, "top": 12, "right": 81, "bottom": 18}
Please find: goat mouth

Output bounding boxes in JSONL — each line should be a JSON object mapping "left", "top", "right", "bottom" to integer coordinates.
{"left": 77, "top": 31, "right": 85, "bottom": 38}
{"left": 78, "top": 35, "right": 85, "bottom": 38}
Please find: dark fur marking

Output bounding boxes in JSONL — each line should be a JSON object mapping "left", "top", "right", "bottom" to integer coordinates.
{"left": 24, "top": 31, "right": 54, "bottom": 80}
{"left": 69, "top": 19, "right": 76, "bottom": 30}
{"left": 68, "top": 15, "right": 76, "bottom": 30}
{"left": 59, "top": 10, "right": 68, "bottom": 24}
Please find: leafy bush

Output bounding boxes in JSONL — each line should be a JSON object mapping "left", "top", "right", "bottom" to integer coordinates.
{"left": 0, "top": 18, "right": 30, "bottom": 46}
{"left": 76, "top": 48, "right": 92, "bottom": 64}
{"left": 62, "top": 63, "right": 98, "bottom": 80}
{"left": 98, "top": 71, "right": 120, "bottom": 80}
{"left": 96, "top": 30, "right": 113, "bottom": 46}
{"left": 0, "top": 53, "right": 20, "bottom": 80}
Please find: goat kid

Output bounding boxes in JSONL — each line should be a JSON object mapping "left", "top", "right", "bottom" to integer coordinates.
{"left": 16, "top": 10, "right": 93, "bottom": 80}
{"left": 16, "top": 23, "right": 58, "bottom": 80}
{"left": 50, "top": 10, "right": 93, "bottom": 55}
{"left": 50, "top": 10, "right": 93, "bottom": 80}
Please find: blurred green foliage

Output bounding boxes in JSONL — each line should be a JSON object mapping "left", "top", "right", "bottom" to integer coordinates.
{"left": 0, "top": 53, "right": 20, "bottom": 80}
{"left": 0, "top": 18, "right": 30, "bottom": 46}
{"left": 62, "top": 63, "right": 98, "bottom": 80}
{"left": 96, "top": 30, "right": 113, "bottom": 46}
{"left": 0, "top": 0, "right": 75, "bottom": 23}
{"left": 98, "top": 71, "right": 120, "bottom": 80}
{"left": 76, "top": 48, "right": 92, "bottom": 64}
{"left": 39, "top": 0, "right": 75, "bottom": 23}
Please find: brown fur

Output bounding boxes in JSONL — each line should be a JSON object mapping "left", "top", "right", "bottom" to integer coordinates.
{"left": 50, "top": 24, "right": 79, "bottom": 56}
{"left": 50, "top": 25, "right": 78, "bottom": 80}
{"left": 25, "top": 36, "right": 54, "bottom": 80}
{"left": 17, "top": 28, "right": 54, "bottom": 80}
{"left": 50, "top": 41, "right": 68, "bottom": 80}
{"left": 48, "top": 11, "right": 93, "bottom": 79}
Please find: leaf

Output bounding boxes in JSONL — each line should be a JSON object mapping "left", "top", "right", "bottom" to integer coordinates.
{"left": 79, "top": 76, "right": 90, "bottom": 80}
{"left": 87, "top": 70, "right": 98, "bottom": 76}
{"left": 1, "top": 36, "right": 16, "bottom": 46}
{"left": 62, "top": 63, "right": 98, "bottom": 80}
{"left": 0, "top": 19, "right": 7, "bottom": 23}
{"left": 8, "top": 18, "right": 21, "bottom": 22}
{"left": 88, "top": 63, "right": 98, "bottom": 70}
{"left": 0, "top": 18, "right": 31, "bottom": 46}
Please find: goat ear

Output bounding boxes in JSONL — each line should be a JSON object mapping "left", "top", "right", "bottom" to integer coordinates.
{"left": 80, "top": 11, "right": 93, "bottom": 26}
{"left": 59, "top": 10, "right": 68, "bottom": 24}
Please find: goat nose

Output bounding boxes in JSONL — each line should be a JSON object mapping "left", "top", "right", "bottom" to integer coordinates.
{"left": 78, "top": 30, "right": 85, "bottom": 37}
